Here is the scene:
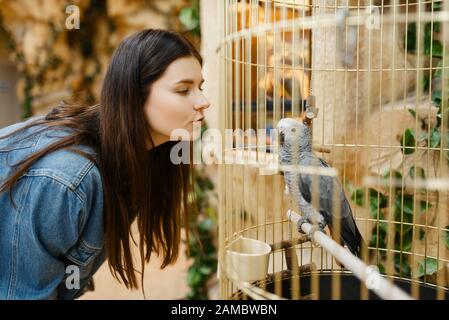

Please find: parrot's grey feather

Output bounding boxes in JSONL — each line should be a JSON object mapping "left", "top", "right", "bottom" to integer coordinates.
{"left": 278, "top": 118, "right": 364, "bottom": 257}
{"left": 295, "top": 153, "right": 362, "bottom": 256}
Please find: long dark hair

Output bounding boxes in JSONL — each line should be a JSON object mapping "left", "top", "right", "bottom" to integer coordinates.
{"left": 0, "top": 29, "right": 202, "bottom": 290}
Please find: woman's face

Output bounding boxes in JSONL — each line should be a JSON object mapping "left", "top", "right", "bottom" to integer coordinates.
{"left": 144, "top": 56, "right": 210, "bottom": 148}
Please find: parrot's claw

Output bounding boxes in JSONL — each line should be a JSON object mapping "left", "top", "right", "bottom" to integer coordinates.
{"left": 297, "top": 218, "right": 326, "bottom": 242}
{"left": 296, "top": 217, "right": 308, "bottom": 235}
{"left": 308, "top": 224, "right": 326, "bottom": 244}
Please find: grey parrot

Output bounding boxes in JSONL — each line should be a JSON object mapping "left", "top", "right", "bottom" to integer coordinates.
{"left": 277, "top": 117, "right": 365, "bottom": 258}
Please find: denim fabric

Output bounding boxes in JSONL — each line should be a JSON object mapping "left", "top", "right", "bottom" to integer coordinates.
{"left": 0, "top": 117, "right": 105, "bottom": 299}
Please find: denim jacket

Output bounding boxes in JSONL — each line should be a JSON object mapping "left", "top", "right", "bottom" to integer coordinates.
{"left": 0, "top": 117, "right": 105, "bottom": 299}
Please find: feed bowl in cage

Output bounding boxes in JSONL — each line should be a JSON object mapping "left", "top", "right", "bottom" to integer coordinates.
{"left": 226, "top": 236, "right": 272, "bottom": 282}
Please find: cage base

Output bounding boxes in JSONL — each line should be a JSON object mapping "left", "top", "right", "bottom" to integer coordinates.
{"left": 231, "top": 270, "right": 449, "bottom": 300}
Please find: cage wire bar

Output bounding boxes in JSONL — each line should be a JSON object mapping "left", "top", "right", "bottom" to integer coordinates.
{"left": 218, "top": 0, "right": 449, "bottom": 300}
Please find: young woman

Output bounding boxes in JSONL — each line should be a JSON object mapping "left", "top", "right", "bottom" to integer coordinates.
{"left": 0, "top": 29, "right": 210, "bottom": 299}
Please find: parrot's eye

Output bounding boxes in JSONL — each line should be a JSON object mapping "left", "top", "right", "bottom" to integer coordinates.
{"left": 280, "top": 131, "right": 285, "bottom": 146}
{"left": 291, "top": 128, "right": 296, "bottom": 133}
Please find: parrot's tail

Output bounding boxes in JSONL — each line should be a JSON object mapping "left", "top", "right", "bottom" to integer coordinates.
{"left": 337, "top": 217, "right": 368, "bottom": 260}
{"left": 353, "top": 226, "right": 368, "bottom": 260}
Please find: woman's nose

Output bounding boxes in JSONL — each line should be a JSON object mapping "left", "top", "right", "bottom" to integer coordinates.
{"left": 194, "top": 93, "right": 210, "bottom": 111}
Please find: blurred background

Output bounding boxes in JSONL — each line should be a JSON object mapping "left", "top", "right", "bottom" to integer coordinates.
{"left": 0, "top": 0, "right": 221, "bottom": 300}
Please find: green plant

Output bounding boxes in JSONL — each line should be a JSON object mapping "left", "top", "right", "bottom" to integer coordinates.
{"left": 350, "top": 4, "right": 449, "bottom": 279}
{"left": 402, "top": 1, "right": 449, "bottom": 163}
{"left": 416, "top": 257, "right": 439, "bottom": 278}
{"left": 349, "top": 170, "right": 432, "bottom": 278}
{"left": 185, "top": 164, "right": 218, "bottom": 300}
{"left": 183, "top": 122, "right": 218, "bottom": 300}
{"left": 445, "top": 225, "right": 449, "bottom": 249}
{"left": 179, "top": 0, "right": 200, "bottom": 36}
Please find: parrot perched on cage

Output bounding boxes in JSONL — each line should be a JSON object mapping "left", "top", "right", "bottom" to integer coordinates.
{"left": 277, "top": 117, "right": 365, "bottom": 258}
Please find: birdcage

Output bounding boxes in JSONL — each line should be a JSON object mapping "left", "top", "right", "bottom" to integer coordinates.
{"left": 217, "top": 0, "right": 449, "bottom": 300}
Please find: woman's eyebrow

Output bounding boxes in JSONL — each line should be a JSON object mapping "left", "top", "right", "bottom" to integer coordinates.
{"left": 173, "top": 79, "right": 205, "bottom": 85}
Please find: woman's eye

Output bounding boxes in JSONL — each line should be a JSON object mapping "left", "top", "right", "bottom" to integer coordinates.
{"left": 178, "top": 89, "right": 189, "bottom": 95}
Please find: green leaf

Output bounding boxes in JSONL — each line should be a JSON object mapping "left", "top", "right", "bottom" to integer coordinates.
{"left": 419, "top": 227, "right": 426, "bottom": 240}
{"left": 424, "top": 23, "right": 432, "bottom": 55}
{"left": 445, "top": 226, "right": 449, "bottom": 249}
{"left": 408, "top": 108, "right": 417, "bottom": 118}
{"left": 187, "top": 268, "right": 203, "bottom": 287}
{"left": 394, "top": 194, "right": 431, "bottom": 220}
{"left": 393, "top": 170, "right": 403, "bottom": 180}
{"left": 395, "top": 220, "right": 413, "bottom": 237}
{"left": 434, "top": 60, "right": 444, "bottom": 79}
{"left": 409, "top": 166, "right": 426, "bottom": 180}
{"left": 382, "top": 169, "right": 403, "bottom": 185}
{"left": 203, "top": 242, "right": 217, "bottom": 255}
{"left": 400, "top": 129, "right": 416, "bottom": 154}
{"left": 351, "top": 188, "right": 365, "bottom": 206}
{"left": 179, "top": 6, "right": 200, "bottom": 32}
{"left": 377, "top": 263, "right": 386, "bottom": 274}
{"left": 369, "top": 198, "right": 382, "bottom": 218}
{"left": 397, "top": 228, "right": 413, "bottom": 251}
{"left": 431, "top": 90, "right": 449, "bottom": 129}
{"left": 432, "top": 89, "right": 442, "bottom": 106}
{"left": 419, "top": 200, "right": 432, "bottom": 213}
{"left": 418, "top": 132, "right": 428, "bottom": 142}
{"left": 432, "top": 40, "right": 443, "bottom": 58}
{"left": 429, "top": 127, "right": 441, "bottom": 148}
{"left": 205, "top": 207, "right": 217, "bottom": 223}
{"left": 199, "top": 265, "right": 214, "bottom": 275}
{"left": 423, "top": 74, "right": 430, "bottom": 92}
{"left": 205, "top": 252, "right": 217, "bottom": 260}
{"left": 369, "top": 233, "right": 378, "bottom": 248}
{"left": 369, "top": 189, "right": 388, "bottom": 216}
{"left": 434, "top": 21, "right": 441, "bottom": 32}
{"left": 416, "top": 258, "right": 439, "bottom": 278}
{"left": 352, "top": 188, "right": 388, "bottom": 216}
{"left": 370, "top": 222, "right": 387, "bottom": 248}
{"left": 394, "top": 253, "right": 412, "bottom": 277}
{"left": 400, "top": 195, "right": 414, "bottom": 216}
{"left": 423, "top": 23, "right": 443, "bottom": 58}
{"left": 381, "top": 170, "right": 404, "bottom": 196}
{"left": 198, "top": 218, "right": 215, "bottom": 233}
{"left": 433, "top": 1, "right": 443, "bottom": 11}
{"left": 405, "top": 23, "right": 417, "bottom": 53}
{"left": 379, "top": 221, "right": 389, "bottom": 233}
{"left": 370, "top": 228, "right": 387, "bottom": 249}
